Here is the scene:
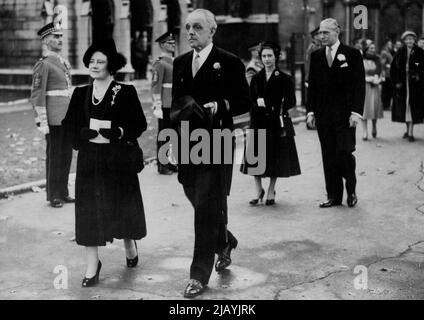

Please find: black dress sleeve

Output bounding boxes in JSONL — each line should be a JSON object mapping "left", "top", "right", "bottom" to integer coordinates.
{"left": 62, "top": 86, "right": 82, "bottom": 150}
{"left": 119, "top": 85, "right": 147, "bottom": 141}
{"left": 282, "top": 74, "right": 296, "bottom": 113}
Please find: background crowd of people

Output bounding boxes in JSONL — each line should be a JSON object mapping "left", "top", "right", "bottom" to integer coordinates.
{"left": 353, "top": 32, "right": 424, "bottom": 142}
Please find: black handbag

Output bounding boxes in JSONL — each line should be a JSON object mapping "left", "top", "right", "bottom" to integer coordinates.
{"left": 111, "top": 140, "right": 144, "bottom": 173}
{"left": 278, "top": 98, "right": 295, "bottom": 138}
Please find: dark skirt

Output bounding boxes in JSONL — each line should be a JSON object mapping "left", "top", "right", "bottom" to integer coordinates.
{"left": 75, "top": 142, "right": 146, "bottom": 246}
{"left": 240, "top": 128, "right": 301, "bottom": 178}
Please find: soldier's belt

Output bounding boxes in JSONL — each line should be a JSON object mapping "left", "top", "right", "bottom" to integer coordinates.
{"left": 162, "top": 83, "right": 172, "bottom": 88}
{"left": 46, "top": 89, "right": 71, "bottom": 97}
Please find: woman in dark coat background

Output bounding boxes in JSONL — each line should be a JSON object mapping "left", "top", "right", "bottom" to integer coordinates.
{"left": 241, "top": 41, "right": 301, "bottom": 205}
{"left": 390, "top": 30, "right": 424, "bottom": 142}
{"left": 62, "top": 38, "right": 147, "bottom": 287}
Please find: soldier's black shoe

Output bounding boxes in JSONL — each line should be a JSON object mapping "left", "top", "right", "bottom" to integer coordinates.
{"left": 159, "top": 169, "right": 173, "bottom": 175}
{"left": 62, "top": 196, "right": 75, "bottom": 203}
{"left": 168, "top": 164, "right": 178, "bottom": 172}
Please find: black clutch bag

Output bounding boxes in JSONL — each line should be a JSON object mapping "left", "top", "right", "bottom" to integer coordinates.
{"left": 108, "top": 140, "right": 144, "bottom": 173}
{"left": 278, "top": 98, "right": 295, "bottom": 138}
{"left": 278, "top": 114, "right": 295, "bottom": 138}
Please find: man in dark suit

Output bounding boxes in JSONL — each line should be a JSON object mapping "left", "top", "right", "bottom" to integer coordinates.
{"left": 171, "top": 8, "right": 251, "bottom": 298}
{"left": 306, "top": 18, "right": 365, "bottom": 208}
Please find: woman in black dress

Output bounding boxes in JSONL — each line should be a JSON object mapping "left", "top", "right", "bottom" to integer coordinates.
{"left": 62, "top": 39, "right": 147, "bottom": 287}
{"left": 241, "top": 41, "right": 301, "bottom": 205}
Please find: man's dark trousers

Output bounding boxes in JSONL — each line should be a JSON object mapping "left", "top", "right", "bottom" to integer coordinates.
{"left": 46, "top": 125, "right": 72, "bottom": 201}
{"left": 182, "top": 165, "right": 236, "bottom": 285}
{"left": 317, "top": 123, "right": 357, "bottom": 202}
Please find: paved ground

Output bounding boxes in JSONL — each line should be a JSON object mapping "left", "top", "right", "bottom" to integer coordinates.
{"left": 0, "top": 113, "right": 424, "bottom": 300}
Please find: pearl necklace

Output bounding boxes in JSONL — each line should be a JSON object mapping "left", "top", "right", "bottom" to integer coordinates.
{"left": 92, "top": 78, "right": 113, "bottom": 106}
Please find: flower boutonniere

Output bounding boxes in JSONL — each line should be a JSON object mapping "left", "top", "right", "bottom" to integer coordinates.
{"left": 337, "top": 54, "right": 346, "bottom": 62}
{"left": 111, "top": 84, "right": 121, "bottom": 106}
{"left": 213, "top": 62, "right": 222, "bottom": 79}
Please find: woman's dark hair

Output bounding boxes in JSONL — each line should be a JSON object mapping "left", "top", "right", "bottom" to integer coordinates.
{"left": 363, "top": 41, "right": 382, "bottom": 74}
{"left": 363, "top": 41, "right": 375, "bottom": 54}
{"left": 259, "top": 41, "right": 281, "bottom": 62}
{"left": 83, "top": 38, "right": 127, "bottom": 75}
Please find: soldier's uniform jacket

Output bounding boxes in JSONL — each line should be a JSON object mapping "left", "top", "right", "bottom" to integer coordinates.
{"left": 30, "top": 51, "right": 72, "bottom": 126}
{"left": 151, "top": 55, "right": 173, "bottom": 109}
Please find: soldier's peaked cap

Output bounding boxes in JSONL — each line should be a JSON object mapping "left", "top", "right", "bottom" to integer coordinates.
{"left": 155, "top": 31, "right": 175, "bottom": 43}
{"left": 37, "top": 22, "right": 63, "bottom": 38}
{"left": 310, "top": 26, "right": 320, "bottom": 36}
{"left": 248, "top": 42, "right": 261, "bottom": 51}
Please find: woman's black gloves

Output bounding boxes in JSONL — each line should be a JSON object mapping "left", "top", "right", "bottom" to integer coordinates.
{"left": 99, "top": 127, "right": 122, "bottom": 140}
{"left": 80, "top": 128, "right": 98, "bottom": 140}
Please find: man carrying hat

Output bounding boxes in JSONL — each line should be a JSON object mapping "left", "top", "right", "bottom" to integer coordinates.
{"left": 151, "top": 31, "right": 178, "bottom": 174}
{"left": 30, "top": 22, "right": 74, "bottom": 208}
{"left": 171, "top": 9, "right": 251, "bottom": 298}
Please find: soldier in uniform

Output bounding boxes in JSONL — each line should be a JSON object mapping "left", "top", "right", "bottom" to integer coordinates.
{"left": 151, "top": 31, "right": 177, "bottom": 174}
{"left": 30, "top": 22, "right": 74, "bottom": 208}
{"left": 305, "top": 27, "right": 322, "bottom": 85}
{"left": 245, "top": 42, "right": 264, "bottom": 85}
{"left": 305, "top": 27, "right": 322, "bottom": 130}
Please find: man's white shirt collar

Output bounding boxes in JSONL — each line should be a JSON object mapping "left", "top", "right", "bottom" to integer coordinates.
{"left": 193, "top": 42, "right": 214, "bottom": 69}
{"left": 327, "top": 40, "right": 340, "bottom": 60}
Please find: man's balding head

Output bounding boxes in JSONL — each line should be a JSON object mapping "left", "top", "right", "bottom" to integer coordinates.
{"left": 185, "top": 9, "right": 217, "bottom": 52}
{"left": 319, "top": 18, "right": 340, "bottom": 47}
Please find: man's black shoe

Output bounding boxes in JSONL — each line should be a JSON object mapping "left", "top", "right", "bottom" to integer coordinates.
{"left": 183, "top": 279, "right": 205, "bottom": 298}
{"left": 319, "top": 199, "right": 342, "bottom": 208}
{"left": 50, "top": 199, "right": 63, "bottom": 208}
{"left": 347, "top": 194, "right": 358, "bottom": 207}
{"left": 215, "top": 238, "right": 238, "bottom": 272}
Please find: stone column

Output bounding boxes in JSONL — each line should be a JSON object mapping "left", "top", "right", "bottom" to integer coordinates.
{"left": 113, "top": 0, "right": 134, "bottom": 79}
{"left": 152, "top": 0, "right": 167, "bottom": 60}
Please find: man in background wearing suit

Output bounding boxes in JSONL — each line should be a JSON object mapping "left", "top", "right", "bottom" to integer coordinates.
{"left": 171, "top": 9, "right": 251, "bottom": 298}
{"left": 306, "top": 18, "right": 365, "bottom": 208}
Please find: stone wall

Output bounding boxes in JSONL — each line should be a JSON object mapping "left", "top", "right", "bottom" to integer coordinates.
{"left": 0, "top": 0, "right": 45, "bottom": 68}
{"left": 0, "top": 0, "right": 83, "bottom": 69}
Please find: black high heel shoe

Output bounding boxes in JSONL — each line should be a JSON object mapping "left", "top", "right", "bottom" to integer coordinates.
{"left": 249, "top": 188, "right": 265, "bottom": 205}
{"left": 126, "top": 240, "right": 139, "bottom": 268}
{"left": 82, "top": 260, "right": 102, "bottom": 287}
{"left": 265, "top": 191, "right": 276, "bottom": 206}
